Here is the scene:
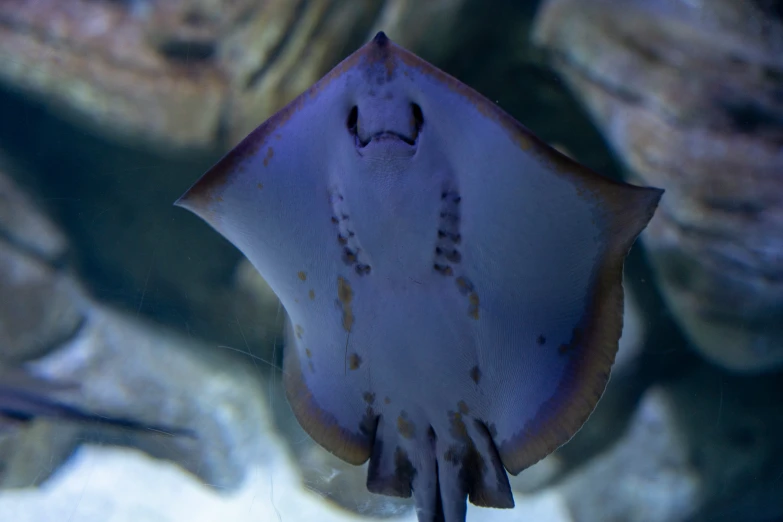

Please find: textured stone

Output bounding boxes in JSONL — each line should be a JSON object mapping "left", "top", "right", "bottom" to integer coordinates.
{"left": 0, "top": 444, "right": 394, "bottom": 522}
{"left": 0, "top": 169, "right": 82, "bottom": 363}
{"left": 0, "top": 0, "right": 225, "bottom": 150}
{"left": 0, "top": 443, "right": 573, "bottom": 521}
{"left": 0, "top": 0, "right": 468, "bottom": 152}
{"left": 0, "top": 247, "right": 85, "bottom": 363}
{"left": 560, "top": 386, "right": 702, "bottom": 522}
{"left": 0, "top": 164, "right": 67, "bottom": 263}
{"left": 298, "top": 444, "right": 413, "bottom": 517}
{"left": 5, "top": 303, "right": 277, "bottom": 491}
{"left": 0, "top": 163, "right": 279, "bottom": 493}
{"left": 559, "top": 366, "right": 783, "bottom": 522}
{"left": 534, "top": 0, "right": 783, "bottom": 372}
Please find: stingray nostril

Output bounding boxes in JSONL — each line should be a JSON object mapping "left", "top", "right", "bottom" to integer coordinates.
{"left": 346, "top": 106, "right": 359, "bottom": 134}
{"left": 411, "top": 103, "right": 424, "bottom": 135}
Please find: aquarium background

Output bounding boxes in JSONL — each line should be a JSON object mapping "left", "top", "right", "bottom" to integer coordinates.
{"left": 0, "top": 0, "right": 782, "bottom": 520}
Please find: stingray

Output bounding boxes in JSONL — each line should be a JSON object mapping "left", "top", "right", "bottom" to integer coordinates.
{"left": 176, "top": 32, "right": 662, "bottom": 521}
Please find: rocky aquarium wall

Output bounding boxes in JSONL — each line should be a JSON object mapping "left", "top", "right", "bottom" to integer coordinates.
{"left": 0, "top": 1, "right": 781, "bottom": 521}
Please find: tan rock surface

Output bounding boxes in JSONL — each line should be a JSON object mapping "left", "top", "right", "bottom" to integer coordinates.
{"left": 0, "top": 0, "right": 470, "bottom": 152}
{"left": 534, "top": 0, "right": 783, "bottom": 371}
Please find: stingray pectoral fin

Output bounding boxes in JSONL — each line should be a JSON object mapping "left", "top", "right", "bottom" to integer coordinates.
{"left": 496, "top": 183, "right": 662, "bottom": 475}
{"left": 282, "top": 321, "right": 374, "bottom": 465}
{"left": 173, "top": 47, "right": 361, "bottom": 308}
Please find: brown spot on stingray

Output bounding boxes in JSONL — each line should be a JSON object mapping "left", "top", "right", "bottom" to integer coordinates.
{"left": 488, "top": 423, "right": 498, "bottom": 438}
{"left": 309, "top": 289, "right": 315, "bottom": 300}
{"left": 337, "top": 276, "right": 355, "bottom": 332}
{"left": 305, "top": 348, "right": 312, "bottom": 359}
{"left": 393, "top": 446, "right": 416, "bottom": 491}
{"left": 359, "top": 406, "right": 377, "bottom": 440}
{"left": 367, "top": 438, "right": 416, "bottom": 497}
{"left": 343, "top": 248, "right": 358, "bottom": 264}
{"left": 458, "top": 400, "right": 470, "bottom": 414}
{"left": 363, "top": 392, "right": 376, "bottom": 405}
{"left": 257, "top": 183, "right": 264, "bottom": 190}
{"left": 470, "top": 365, "right": 481, "bottom": 384}
{"left": 444, "top": 446, "right": 459, "bottom": 464}
{"left": 468, "top": 292, "right": 480, "bottom": 320}
{"left": 537, "top": 334, "right": 546, "bottom": 346}
{"left": 384, "top": 396, "right": 391, "bottom": 405}
{"left": 348, "top": 353, "right": 362, "bottom": 370}
{"left": 456, "top": 276, "right": 473, "bottom": 295}
{"left": 295, "top": 324, "right": 304, "bottom": 339}
{"left": 462, "top": 443, "right": 492, "bottom": 505}
{"left": 262, "top": 146, "right": 274, "bottom": 166}
{"left": 445, "top": 414, "right": 508, "bottom": 507}
{"left": 397, "top": 411, "right": 416, "bottom": 439}
{"left": 434, "top": 264, "right": 453, "bottom": 276}
{"left": 297, "top": 271, "right": 307, "bottom": 281}
{"left": 448, "top": 411, "right": 468, "bottom": 439}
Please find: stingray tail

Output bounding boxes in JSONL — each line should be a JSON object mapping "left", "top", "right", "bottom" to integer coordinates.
{"left": 366, "top": 415, "right": 513, "bottom": 522}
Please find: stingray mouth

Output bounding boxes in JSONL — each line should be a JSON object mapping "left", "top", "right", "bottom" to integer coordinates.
{"left": 347, "top": 104, "right": 423, "bottom": 149}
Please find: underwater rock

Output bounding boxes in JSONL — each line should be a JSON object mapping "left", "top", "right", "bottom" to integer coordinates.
{"left": 1, "top": 303, "right": 276, "bottom": 491}
{"left": 0, "top": 165, "right": 277, "bottom": 492}
{"left": 0, "top": 443, "right": 574, "bottom": 521}
{"left": 0, "top": 0, "right": 467, "bottom": 152}
{"left": 297, "top": 443, "right": 414, "bottom": 518}
{"left": 0, "top": 0, "right": 224, "bottom": 150}
{"left": 558, "top": 365, "right": 783, "bottom": 522}
{"left": 369, "top": 0, "right": 469, "bottom": 65}
{"left": 0, "top": 245, "right": 83, "bottom": 363}
{"left": 534, "top": 0, "right": 783, "bottom": 372}
{"left": 615, "top": 279, "right": 645, "bottom": 373}
{"left": 0, "top": 168, "right": 82, "bottom": 363}
{"left": 558, "top": 385, "right": 702, "bottom": 522}
{"left": 0, "top": 0, "right": 371, "bottom": 151}
{"left": 0, "top": 164, "right": 67, "bottom": 263}
{"left": 507, "top": 454, "right": 565, "bottom": 494}
{"left": 0, "top": 444, "right": 397, "bottom": 522}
